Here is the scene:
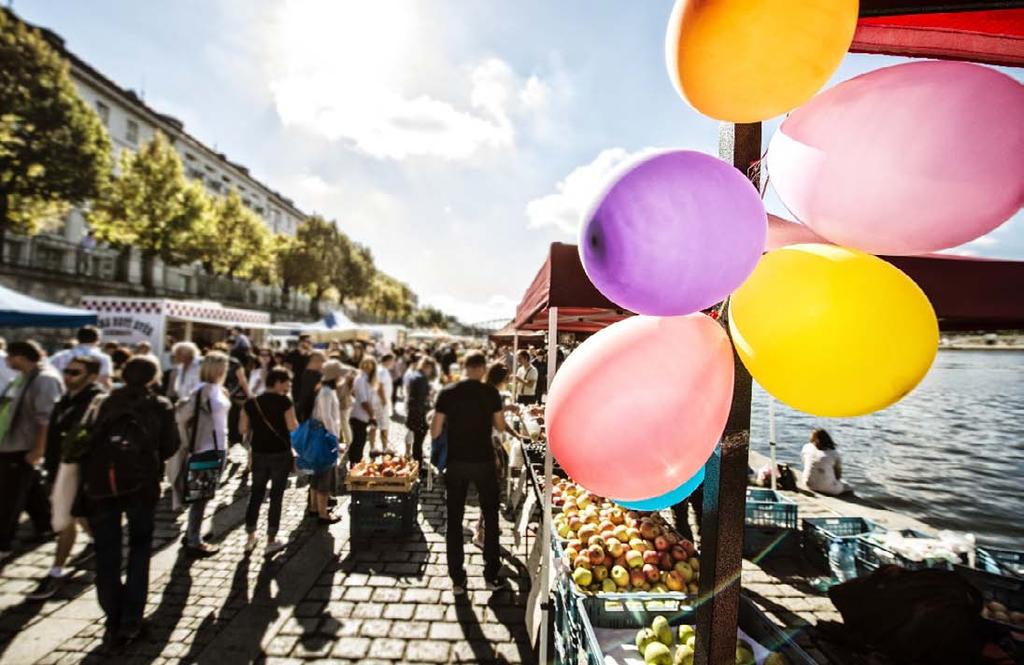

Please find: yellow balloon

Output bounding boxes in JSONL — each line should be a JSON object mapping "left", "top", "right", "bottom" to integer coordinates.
{"left": 666, "top": 0, "right": 859, "bottom": 123}
{"left": 729, "top": 244, "right": 938, "bottom": 417}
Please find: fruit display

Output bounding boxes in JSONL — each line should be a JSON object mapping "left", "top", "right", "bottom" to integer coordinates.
{"left": 632, "top": 619, "right": 789, "bottom": 665}
{"left": 553, "top": 480, "right": 701, "bottom": 595}
{"left": 349, "top": 456, "right": 418, "bottom": 479}
{"left": 981, "top": 600, "right": 1024, "bottom": 627}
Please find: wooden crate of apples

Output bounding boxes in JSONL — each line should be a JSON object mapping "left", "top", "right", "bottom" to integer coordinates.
{"left": 552, "top": 479, "right": 699, "bottom": 595}
{"left": 346, "top": 456, "right": 419, "bottom": 492}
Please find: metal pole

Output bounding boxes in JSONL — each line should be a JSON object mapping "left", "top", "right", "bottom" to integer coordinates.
{"left": 694, "top": 122, "right": 759, "bottom": 665}
{"left": 538, "top": 307, "right": 558, "bottom": 665}
{"left": 512, "top": 332, "right": 520, "bottom": 402}
{"left": 769, "top": 398, "right": 777, "bottom": 492}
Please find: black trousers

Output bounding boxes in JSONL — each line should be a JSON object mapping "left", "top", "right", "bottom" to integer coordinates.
{"left": 89, "top": 496, "right": 155, "bottom": 631}
{"left": 671, "top": 484, "right": 704, "bottom": 543}
{"left": 0, "top": 452, "right": 51, "bottom": 550}
{"left": 348, "top": 418, "right": 369, "bottom": 468}
{"left": 246, "top": 452, "right": 292, "bottom": 536}
{"left": 446, "top": 460, "right": 500, "bottom": 583}
{"left": 407, "top": 412, "right": 428, "bottom": 464}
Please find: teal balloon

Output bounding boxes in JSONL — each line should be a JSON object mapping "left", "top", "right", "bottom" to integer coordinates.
{"left": 613, "top": 466, "right": 706, "bottom": 511}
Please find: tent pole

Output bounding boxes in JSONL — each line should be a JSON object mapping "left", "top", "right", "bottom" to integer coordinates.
{"left": 512, "top": 332, "right": 520, "bottom": 402}
{"left": 538, "top": 306, "right": 558, "bottom": 665}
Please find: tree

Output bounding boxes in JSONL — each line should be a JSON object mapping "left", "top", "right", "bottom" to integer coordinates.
{"left": 88, "top": 132, "right": 211, "bottom": 289}
{"left": 274, "top": 232, "right": 309, "bottom": 305}
{"left": 412, "top": 306, "right": 451, "bottom": 329}
{"left": 0, "top": 9, "right": 110, "bottom": 261}
{"left": 333, "top": 236, "right": 375, "bottom": 307}
{"left": 357, "top": 273, "right": 418, "bottom": 323}
{"left": 292, "top": 215, "right": 344, "bottom": 315}
{"left": 205, "top": 189, "right": 273, "bottom": 280}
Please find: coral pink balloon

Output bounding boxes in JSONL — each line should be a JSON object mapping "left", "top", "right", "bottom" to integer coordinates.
{"left": 545, "top": 314, "right": 733, "bottom": 501}
{"left": 769, "top": 61, "right": 1024, "bottom": 255}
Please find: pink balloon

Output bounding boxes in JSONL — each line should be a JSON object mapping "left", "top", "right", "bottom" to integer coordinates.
{"left": 766, "top": 214, "right": 828, "bottom": 251}
{"left": 545, "top": 314, "right": 733, "bottom": 501}
{"left": 768, "top": 61, "right": 1024, "bottom": 255}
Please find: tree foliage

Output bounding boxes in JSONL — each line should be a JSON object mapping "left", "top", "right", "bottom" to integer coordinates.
{"left": 0, "top": 8, "right": 110, "bottom": 256}
{"left": 206, "top": 189, "right": 273, "bottom": 280}
{"left": 357, "top": 273, "right": 417, "bottom": 323}
{"left": 87, "top": 132, "right": 210, "bottom": 286}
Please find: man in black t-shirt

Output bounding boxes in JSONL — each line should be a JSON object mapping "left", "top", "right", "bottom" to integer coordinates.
{"left": 431, "top": 351, "right": 507, "bottom": 594}
{"left": 285, "top": 334, "right": 313, "bottom": 400}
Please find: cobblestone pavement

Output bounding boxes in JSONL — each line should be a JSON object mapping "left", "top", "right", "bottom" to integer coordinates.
{"left": 0, "top": 421, "right": 537, "bottom": 665}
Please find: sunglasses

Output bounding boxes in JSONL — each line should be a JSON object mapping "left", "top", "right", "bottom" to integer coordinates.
{"left": 63, "top": 369, "right": 84, "bottom": 377}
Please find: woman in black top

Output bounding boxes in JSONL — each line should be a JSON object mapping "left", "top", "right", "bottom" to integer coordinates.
{"left": 238, "top": 367, "right": 298, "bottom": 556}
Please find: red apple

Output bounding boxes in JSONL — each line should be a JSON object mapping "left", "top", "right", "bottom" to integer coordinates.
{"left": 613, "top": 555, "right": 628, "bottom": 569}
{"left": 573, "top": 554, "right": 591, "bottom": 570}
{"left": 659, "top": 553, "right": 674, "bottom": 571}
{"left": 629, "top": 568, "right": 646, "bottom": 588}
{"left": 587, "top": 544, "right": 605, "bottom": 566}
{"left": 602, "top": 552, "right": 615, "bottom": 569}
{"left": 654, "top": 535, "right": 670, "bottom": 552}
{"left": 643, "top": 550, "right": 660, "bottom": 566}
{"left": 643, "top": 563, "right": 661, "bottom": 583}
{"left": 599, "top": 520, "right": 616, "bottom": 534}
{"left": 609, "top": 508, "right": 625, "bottom": 525}
{"left": 664, "top": 532, "right": 679, "bottom": 546}
{"left": 681, "top": 540, "right": 696, "bottom": 556}
{"left": 670, "top": 545, "right": 688, "bottom": 562}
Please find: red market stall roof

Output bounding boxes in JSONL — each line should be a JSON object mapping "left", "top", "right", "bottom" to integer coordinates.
{"left": 513, "top": 240, "right": 1024, "bottom": 334}
{"left": 853, "top": 3, "right": 1024, "bottom": 67}
{"left": 488, "top": 322, "right": 545, "bottom": 344}
{"left": 513, "top": 242, "right": 631, "bottom": 332}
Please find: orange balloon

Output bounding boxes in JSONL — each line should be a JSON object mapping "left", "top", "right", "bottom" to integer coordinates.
{"left": 666, "top": 0, "right": 859, "bottom": 123}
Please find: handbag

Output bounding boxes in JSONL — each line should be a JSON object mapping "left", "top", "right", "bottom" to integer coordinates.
{"left": 290, "top": 418, "right": 338, "bottom": 475}
{"left": 50, "top": 462, "right": 80, "bottom": 532}
{"left": 430, "top": 428, "right": 448, "bottom": 472}
{"left": 183, "top": 390, "right": 225, "bottom": 504}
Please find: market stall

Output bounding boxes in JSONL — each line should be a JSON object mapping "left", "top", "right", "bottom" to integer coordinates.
{"left": 80, "top": 296, "right": 282, "bottom": 364}
{"left": 0, "top": 284, "right": 97, "bottom": 328}
{"left": 285, "top": 309, "right": 371, "bottom": 344}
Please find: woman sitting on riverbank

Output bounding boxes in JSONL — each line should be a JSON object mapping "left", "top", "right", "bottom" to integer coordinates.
{"left": 801, "top": 429, "right": 851, "bottom": 496}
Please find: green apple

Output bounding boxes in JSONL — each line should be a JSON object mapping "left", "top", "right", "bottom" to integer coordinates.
{"left": 636, "top": 628, "right": 658, "bottom": 653}
{"left": 644, "top": 641, "right": 672, "bottom": 665}
{"left": 674, "top": 644, "right": 694, "bottom": 665}
{"left": 572, "top": 567, "right": 592, "bottom": 588}
{"left": 652, "top": 615, "right": 673, "bottom": 647}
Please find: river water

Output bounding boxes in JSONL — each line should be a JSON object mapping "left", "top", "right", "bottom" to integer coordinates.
{"left": 748, "top": 349, "right": 1024, "bottom": 549}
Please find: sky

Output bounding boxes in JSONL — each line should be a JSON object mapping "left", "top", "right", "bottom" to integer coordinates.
{"left": 13, "top": 0, "right": 1024, "bottom": 325}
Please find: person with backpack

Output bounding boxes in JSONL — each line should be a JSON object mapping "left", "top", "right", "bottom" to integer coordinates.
{"left": 0, "top": 340, "right": 64, "bottom": 562}
{"left": 182, "top": 352, "right": 231, "bottom": 557}
{"left": 83, "top": 356, "right": 177, "bottom": 649}
{"left": 28, "top": 356, "right": 103, "bottom": 600}
{"left": 238, "top": 367, "right": 298, "bottom": 555}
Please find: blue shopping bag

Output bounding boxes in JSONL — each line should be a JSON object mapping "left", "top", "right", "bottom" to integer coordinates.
{"left": 429, "top": 429, "right": 448, "bottom": 472}
{"left": 290, "top": 418, "right": 339, "bottom": 474}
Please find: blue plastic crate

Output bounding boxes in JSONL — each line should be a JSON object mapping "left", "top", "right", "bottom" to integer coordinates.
{"left": 348, "top": 484, "right": 419, "bottom": 539}
{"left": 977, "top": 547, "right": 1024, "bottom": 579}
{"left": 801, "top": 517, "right": 879, "bottom": 575}
{"left": 745, "top": 489, "right": 798, "bottom": 529}
{"left": 576, "top": 593, "right": 817, "bottom": 665}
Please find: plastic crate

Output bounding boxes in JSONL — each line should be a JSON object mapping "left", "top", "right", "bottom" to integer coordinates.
{"left": 954, "top": 563, "right": 1024, "bottom": 631}
{"left": 801, "top": 517, "right": 879, "bottom": 575}
{"left": 854, "top": 529, "right": 955, "bottom": 573}
{"left": 977, "top": 547, "right": 1024, "bottom": 579}
{"left": 553, "top": 570, "right": 590, "bottom": 665}
{"left": 745, "top": 489, "right": 798, "bottom": 529}
{"left": 348, "top": 484, "right": 419, "bottom": 539}
{"left": 576, "top": 593, "right": 817, "bottom": 665}
{"left": 744, "top": 489, "right": 799, "bottom": 560}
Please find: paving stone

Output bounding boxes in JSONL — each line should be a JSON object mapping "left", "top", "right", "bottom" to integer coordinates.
{"left": 357, "top": 619, "right": 392, "bottom": 638}
{"left": 367, "top": 637, "right": 406, "bottom": 660}
{"left": 330, "top": 635, "right": 371, "bottom": 660}
{"left": 342, "top": 586, "right": 372, "bottom": 602}
{"left": 402, "top": 588, "right": 440, "bottom": 604}
{"left": 381, "top": 603, "right": 415, "bottom": 620}
{"left": 389, "top": 620, "right": 430, "bottom": 639}
{"left": 351, "top": 602, "right": 384, "bottom": 619}
{"left": 369, "top": 587, "right": 402, "bottom": 603}
{"left": 403, "top": 639, "right": 452, "bottom": 663}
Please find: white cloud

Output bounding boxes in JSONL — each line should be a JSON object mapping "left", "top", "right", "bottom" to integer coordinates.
{"left": 264, "top": 1, "right": 548, "bottom": 161}
{"left": 525, "top": 147, "right": 650, "bottom": 235}
{"left": 423, "top": 294, "right": 519, "bottom": 326}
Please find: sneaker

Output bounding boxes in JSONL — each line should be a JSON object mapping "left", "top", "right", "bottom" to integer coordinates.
{"left": 27, "top": 575, "right": 63, "bottom": 600}
{"left": 485, "top": 577, "right": 510, "bottom": 592}
{"left": 317, "top": 515, "right": 342, "bottom": 525}
{"left": 265, "top": 540, "right": 286, "bottom": 556}
{"left": 244, "top": 534, "right": 258, "bottom": 554}
{"left": 471, "top": 530, "right": 485, "bottom": 549}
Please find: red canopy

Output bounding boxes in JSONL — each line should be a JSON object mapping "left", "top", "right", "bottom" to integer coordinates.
{"left": 513, "top": 240, "right": 1024, "bottom": 333}
{"left": 852, "top": 7, "right": 1024, "bottom": 67}
{"left": 513, "top": 243, "right": 631, "bottom": 332}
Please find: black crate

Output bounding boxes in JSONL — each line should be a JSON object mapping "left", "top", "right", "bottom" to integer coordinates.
{"left": 349, "top": 484, "right": 419, "bottom": 539}
{"left": 854, "top": 529, "right": 956, "bottom": 573}
{"left": 954, "top": 563, "right": 1024, "bottom": 631}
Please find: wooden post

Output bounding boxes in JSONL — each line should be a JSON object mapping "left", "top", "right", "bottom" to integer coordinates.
{"left": 693, "top": 122, "right": 759, "bottom": 665}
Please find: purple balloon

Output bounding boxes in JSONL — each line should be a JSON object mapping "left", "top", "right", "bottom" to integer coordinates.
{"left": 580, "top": 150, "right": 767, "bottom": 316}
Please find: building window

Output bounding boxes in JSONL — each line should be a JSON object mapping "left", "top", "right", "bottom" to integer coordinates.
{"left": 186, "top": 167, "right": 204, "bottom": 181}
{"left": 126, "top": 119, "right": 139, "bottom": 144}
{"left": 209, "top": 180, "right": 223, "bottom": 193}
{"left": 95, "top": 101, "right": 110, "bottom": 126}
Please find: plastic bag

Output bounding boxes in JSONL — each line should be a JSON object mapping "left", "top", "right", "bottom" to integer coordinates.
{"left": 291, "top": 418, "right": 339, "bottom": 474}
{"left": 50, "top": 462, "right": 80, "bottom": 532}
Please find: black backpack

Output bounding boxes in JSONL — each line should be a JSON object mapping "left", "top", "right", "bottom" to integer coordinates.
{"left": 83, "top": 402, "right": 155, "bottom": 500}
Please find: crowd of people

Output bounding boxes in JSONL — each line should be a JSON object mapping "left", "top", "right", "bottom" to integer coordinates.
{"left": 0, "top": 324, "right": 555, "bottom": 651}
